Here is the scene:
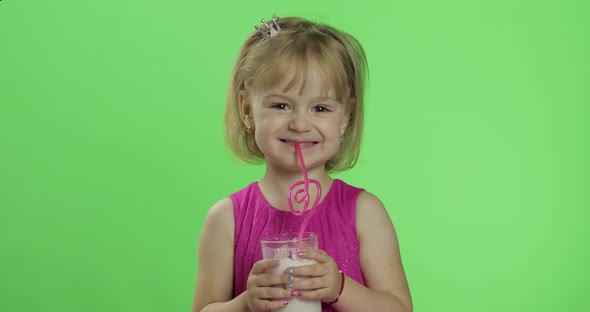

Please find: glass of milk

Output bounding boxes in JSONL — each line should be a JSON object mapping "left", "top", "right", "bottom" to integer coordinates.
{"left": 260, "top": 232, "right": 321, "bottom": 312}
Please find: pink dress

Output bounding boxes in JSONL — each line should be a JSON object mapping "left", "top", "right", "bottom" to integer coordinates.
{"left": 231, "top": 179, "right": 367, "bottom": 311}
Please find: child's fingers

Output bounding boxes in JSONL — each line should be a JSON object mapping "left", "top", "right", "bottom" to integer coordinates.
{"left": 249, "top": 259, "right": 284, "bottom": 287}
{"left": 250, "top": 285, "right": 297, "bottom": 301}
{"left": 289, "top": 262, "right": 329, "bottom": 278}
{"left": 251, "top": 259, "right": 280, "bottom": 275}
{"left": 291, "top": 274, "right": 342, "bottom": 302}
{"left": 248, "top": 287, "right": 296, "bottom": 311}
{"left": 289, "top": 249, "right": 336, "bottom": 278}
{"left": 250, "top": 296, "right": 292, "bottom": 311}
{"left": 298, "top": 249, "right": 332, "bottom": 264}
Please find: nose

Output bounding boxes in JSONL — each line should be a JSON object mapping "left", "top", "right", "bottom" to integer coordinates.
{"left": 289, "top": 111, "right": 312, "bottom": 132}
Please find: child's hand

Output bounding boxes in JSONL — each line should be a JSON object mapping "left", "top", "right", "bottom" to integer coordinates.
{"left": 287, "top": 249, "right": 343, "bottom": 303}
{"left": 246, "top": 259, "right": 296, "bottom": 312}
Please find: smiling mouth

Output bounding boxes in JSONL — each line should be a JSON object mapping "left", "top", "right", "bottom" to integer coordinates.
{"left": 280, "top": 139, "right": 319, "bottom": 148}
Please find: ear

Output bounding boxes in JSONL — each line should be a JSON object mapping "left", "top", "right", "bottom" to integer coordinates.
{"left": 340, "top": 107, "right": 351, "bottom": 137}
{"left": 238, "top": 90, "right": 252, "bottom": 128}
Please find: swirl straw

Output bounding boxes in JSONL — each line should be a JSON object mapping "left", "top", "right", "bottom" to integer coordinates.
{"left": 288, "top": 143, "right": 322, "bottom": 251}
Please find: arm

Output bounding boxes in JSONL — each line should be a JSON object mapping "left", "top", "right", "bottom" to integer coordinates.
{"left": 282, "top": 191, "right": 412, "bottom": 311}
{"left": 334, "top": 191, "right": 412, "bottom": 312}
{"left": 192, "top": 198, "right": 248, "bottom": 312}
{"left": 192, "top": 198, "right": 296, "bottom": 312}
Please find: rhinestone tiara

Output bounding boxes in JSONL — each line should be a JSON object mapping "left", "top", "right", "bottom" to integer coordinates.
{"left": 254, "top": 14, "right": 282, "bottom": 40}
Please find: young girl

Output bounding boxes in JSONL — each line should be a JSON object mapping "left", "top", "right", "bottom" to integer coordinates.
{"left": 193, "top": 15, "right": 412, "bottom": 312}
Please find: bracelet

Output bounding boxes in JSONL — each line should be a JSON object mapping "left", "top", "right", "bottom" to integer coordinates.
{"left": 327, "top": 270, "right": 345, "bottom": 305}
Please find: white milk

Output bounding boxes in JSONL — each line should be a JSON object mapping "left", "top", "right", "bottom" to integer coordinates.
{"left": 270, "top": 257, "right": 321, "bottom": 312}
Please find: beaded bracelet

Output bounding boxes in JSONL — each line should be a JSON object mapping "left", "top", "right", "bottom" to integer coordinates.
{"left": 327, "top": 270, "right": 345, "bottom": 305}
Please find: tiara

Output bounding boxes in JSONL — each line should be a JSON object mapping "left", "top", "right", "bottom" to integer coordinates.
{"left": 254, "top": 14, "right": 282, "bottom": 40}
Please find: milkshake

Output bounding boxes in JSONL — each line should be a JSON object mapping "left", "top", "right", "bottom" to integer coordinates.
{"left": 261, "top": 232, "right": 321, "bottom": 312}
{"left": 271, "top": 257, "right": 321, "bottom": 311}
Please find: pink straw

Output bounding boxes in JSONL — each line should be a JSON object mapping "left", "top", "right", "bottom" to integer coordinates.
{"left": 287, "top": 143, "right": 321, "bottom": 251}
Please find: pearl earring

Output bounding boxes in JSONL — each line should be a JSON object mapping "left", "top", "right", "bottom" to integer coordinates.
{"left": 246, "top": 123, "right": 255, "bottom": 134}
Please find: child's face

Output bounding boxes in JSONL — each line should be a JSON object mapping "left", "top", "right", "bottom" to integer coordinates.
{"left": 244, "top": 68, "right": 349, "bottom": 173}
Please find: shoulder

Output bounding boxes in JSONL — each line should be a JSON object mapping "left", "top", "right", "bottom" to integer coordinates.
{"left": 199, "top": 198, "right": 235, "bottom": 261}
{"left": 333, "top": 178, "right": 364, "bottom": 192}
{"left": 228, "top": 182, "right": 259, "bottom": 209}
{"left": 356, "top": 191, "right": 387, "bottom": 215}
{"left": 204, "top": 197, "right": 235, "bottom": 229}
{"left": 356, "top": 191, "right": 385, "bottom": 209}
{"left": 333, "top": 179, "right": 392, "bottom": 234}
{"left": 333, "top": 179, "right": 383, "bottom": 212}
{"left": 200, "top": 197, "right": 235, "bottom": 248}
{"left": 332, "top": 179, "right": 365, "bottom": 203}
{"left": 229, "top": 181, "right": 259, "bottom": 197}
{"left": 199, "top": 197, "right": 236, "bottom": 252}
{"left": 355, "top": 191, "right": 394, "bottom": 236}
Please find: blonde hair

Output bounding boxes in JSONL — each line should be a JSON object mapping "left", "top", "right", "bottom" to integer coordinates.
{"left": 225, "top": 16, "right": 368, "bottom": 172}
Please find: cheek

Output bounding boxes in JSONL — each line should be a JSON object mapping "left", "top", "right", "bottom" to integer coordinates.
{"left": 317, "top": 128, "right": 340, "bottom": 143}
{"left": 327, "top": 119, "right": 346, "bottom": 136}
{"left": 253, "top": 116, "right": 274, "bottom": 132}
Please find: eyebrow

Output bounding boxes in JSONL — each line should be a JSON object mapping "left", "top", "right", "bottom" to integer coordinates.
{"left": 263, "top": 94, "right": 339, "bottom": 102}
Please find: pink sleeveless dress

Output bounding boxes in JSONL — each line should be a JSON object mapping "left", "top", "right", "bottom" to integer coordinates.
{"left": 230, "top": 179, "right": 366, "bottom": 311}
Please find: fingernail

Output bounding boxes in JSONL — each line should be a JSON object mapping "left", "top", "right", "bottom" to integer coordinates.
{"left": 273, "top": 259, "right": 280, "bottom": 266}
{"left": 297, "top": 251, "right": 304, "bottom": 257}
{"left": 286, "top": 283, "right": 293, "bottom": 289}
{"left": 287, "top": 275, "right": 294, "bottom": 282}
{"left": 297, "top": 291, "right": 303, "bottom": 297}
{"left": 283, "top": 300, "right": 289, "bottom": 305}
{"left": 290, "top": 290, "right": 298, "bottom": 297}
{"left": 285, "top": 268, "right": 293, "bottom": 275}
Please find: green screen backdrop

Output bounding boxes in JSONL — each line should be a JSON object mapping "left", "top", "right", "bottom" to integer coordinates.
{"left": 1, "top": 0, "right": 588, "bottom": 311}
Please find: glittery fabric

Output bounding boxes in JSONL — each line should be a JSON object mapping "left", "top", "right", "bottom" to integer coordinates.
{"left": 231, "top": 179, "right": 366, "bottom": 311}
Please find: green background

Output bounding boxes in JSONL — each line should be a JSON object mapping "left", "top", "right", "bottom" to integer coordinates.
{"left": 1, "top": 0, "right": 588, "bottom": 311}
